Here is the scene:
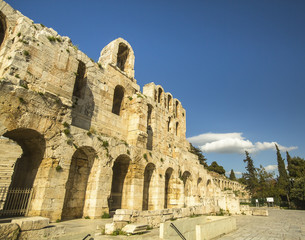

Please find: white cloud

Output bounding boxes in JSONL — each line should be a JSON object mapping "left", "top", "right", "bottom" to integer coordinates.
{"left": 264, "top": 165, "right": 277, "bottom": 172}
{"left": 226, "top": 171, "right": 242, "bottom": 176}
{"left": 188, "top": 132, "right": 298, "bottom": 154}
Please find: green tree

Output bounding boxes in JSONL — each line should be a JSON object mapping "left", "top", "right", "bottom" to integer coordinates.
{"left": 286, "top": 154, "right": 305, "bottom": 209}
{"left": 290, "top": 177, "right": 305, "bottom": 209}
{"left": 256, "top": 165, "right": 278, "bottom": 199}
{"left": 275, "top": 144, "right": 290, "bottom": 206}
{"left": 189, "top": 143, "right": 207, "bottom": 167}
{"left": 243, "top": 151, "right": 258, "bottom": 196}
{"left": 229, "top": 169, "right": 236, "bottom": 181}
{"left": 207, "top": 161, "right": 226, "bottom": 175}
{"left": 287, "top": 155, "right": 305, "bottom": 179}
{"left": 238, "top": 176, "right": 247, "bottom": 185}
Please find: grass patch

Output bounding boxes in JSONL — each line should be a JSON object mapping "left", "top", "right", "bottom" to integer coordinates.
{"left": 64, "top": 129, "right": 71, "bottom": 136}
{"left": 56, "top": 165, "right": 62, "bottom": 172}
{"left": 102, "top": 140, "right": 109, "bottom": 148}
{"left": 101, "top": 212, "right": 111, "bottom": 219}
{"left": 23, "top": 50, "right": 30, "bottom": 56}
{"left": 111, "top": 229, "right": 126, "bottom": 236}
{"left": 18, "top": 97, "right": 26, "bottom": 104}
{"left": 47, "top": 36, "right": 56, "bottom": 42}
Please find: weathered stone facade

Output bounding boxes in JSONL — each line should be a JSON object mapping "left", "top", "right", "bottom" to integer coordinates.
{"left": 0, "top": 0, "right": 248, "bottom": 222}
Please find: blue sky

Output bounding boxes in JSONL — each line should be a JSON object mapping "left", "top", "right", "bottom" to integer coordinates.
{"left": 6, "top": 0, "right": 305, "bottom": 177}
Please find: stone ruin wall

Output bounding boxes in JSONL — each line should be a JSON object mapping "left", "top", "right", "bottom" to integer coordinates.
{"left": 0, "top": 0, "right": 248, "bottom": 222}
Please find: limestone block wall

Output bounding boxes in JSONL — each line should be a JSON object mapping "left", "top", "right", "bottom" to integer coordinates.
{"left": 0, "top": 0, "right": 249, "bottom": 222}
{"left": 0, "top": 138, "right": 22, "bottom": 187}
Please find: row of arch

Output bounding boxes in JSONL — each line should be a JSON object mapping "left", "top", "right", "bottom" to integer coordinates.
{"left": 213, "top": 178, "right": 243, "bottom": 191}
{"left": 1, "top": 128, "right": 214, "bottom": 220}
{"left": 155, "top": 87, "right": 183, "bottom": 118}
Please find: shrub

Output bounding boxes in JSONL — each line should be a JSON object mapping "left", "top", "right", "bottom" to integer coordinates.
{"left": 101, "top": 212, "right": 110, "bottom": 219}
{"left": 47, "top": 36, "right": 56, "bottom": 42}
{"left": 102, "top": 141, "right": 109, "bottom": 148}
{"left": 64, "top": 129, "right": 70, "bottom": 136}
{"left": 23, "top": 50, "right": 30, "bottom": 56}
{"left": 56, "top": 165, "right": 62, "bottom": 172}
{"left": 18, "top": 97, "right": 26, "bottom": 104}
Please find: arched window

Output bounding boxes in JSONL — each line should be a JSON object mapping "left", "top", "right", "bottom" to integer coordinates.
{"left": 72, "top": 61, "right": 87, "bottom": 99}
{"left": 175, "top": 122, "right": 179, "bottom": 136}
{"left": 0, "top": 12, "right": 6, "bottom": 47}
{"left": 167, "top": 95, "right": 172, "bottom": 111}
{"left": 109, "top": 155, "right": 131, "bottom": 211}
{"left": 175, "top": 101, "right": 179, "bottom": 117}
{"left": 117, "top": 43, "right": 129, "bottom": 71}
{"left": 147, "top": 104, "right": 153, "bottom": 150}
{"left": 158, "top": 88, "right": 163, "bottom": 104}
{"left": 112, "top": 85, "right": 125, "bottom": 115}
{"left": 167, "top": 117, "right": 171, "bottom": 132}
{"left": 164, "top": 168, "right": 174, "bottom": 209}
{"left": 142, "top": 163, "right": 156, "bottom": 210}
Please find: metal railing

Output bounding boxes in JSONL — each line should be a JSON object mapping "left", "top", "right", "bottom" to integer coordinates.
{"left": 0, "top": 187, "right": 33, "bottom": 216}
{"left": 170, "top": 223, "right": 187, "bottom": 240}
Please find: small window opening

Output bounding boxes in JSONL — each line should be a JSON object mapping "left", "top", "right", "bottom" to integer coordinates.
{"left": 176, "top": 122, "right": 179, "bottom": 136}
{"left": 167, "top": 95, "right": 172, "bottom": 110}
{"left": 147, "top": 104, "right": 153, "bottom": 150}
{"left": 72, "top": 61, "right": 87, "bottom": 99}
{"left": 117, "top": 43, "right": 129, "bottom": 71}
{"left": 175, "top": 101, "right": 179, "bottom": 117}
{"left": 0, "top": 13, "right": 6, "bottom": 47}
{"left": 112, "top": 85, "right": 125, "bottom": 115}
{"left": 158, "top": 88, "right": 163, "bottom": 103}
{"left": 167, "top": 117, "right": 171, "bottom": 132}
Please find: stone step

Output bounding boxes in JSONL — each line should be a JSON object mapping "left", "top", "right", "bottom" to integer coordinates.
{"left": 122, "top": 224, "right": 148, "bottom": 234}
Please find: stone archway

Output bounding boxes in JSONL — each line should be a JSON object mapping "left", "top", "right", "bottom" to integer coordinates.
{"left": 109, "top": 154, "right": 131, "bottom": 211}
{"left": 2, "top": 128, "right": 46, "bottom": 188}
{"left": 182, "top": 171, "right": 192, "bottom": 207}
{"left": 1, "top": 128, "right": 45, "bottom": 216}
{"left": 142, "top": 163, "right": 156, "bottom": 210}
{"left": 197, "top": 177, "right": 204, "bottom": 203}
{"left": 62, "top": 146, "right": 96, "bottom": 220}
{"left": 164, "top": 168, "right": 174, "bottom": 209}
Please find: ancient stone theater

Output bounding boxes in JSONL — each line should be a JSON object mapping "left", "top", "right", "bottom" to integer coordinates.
{"left": 0, "top": 0, "right": 247, "bottom": 225}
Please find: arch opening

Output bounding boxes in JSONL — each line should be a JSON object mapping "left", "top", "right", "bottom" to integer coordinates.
{"left": 0, "top": 12, "right": 6, "bottom": 47}
{"left": 2, "top": 128, "right": 45, "bottom": 188}
{"left": 142, "top": 163, "right": 156, "bottom": 210}
{"left": 167, "top": 95, "right": 172, "bottom": 111}
{"left": 109, "top": 155, "right": 131, "bottom": 211}
{"left": 158, "top": 88, "right": 163, "bottom": 104}
{"left": 72, "top": 61, "right": 87, "bottom": 99}
{"left": 146, "top": 104, "right": 153, "bottom": 150}
{"left": 164, "top": 168, "right": 174, "bottom": 209}
{"left": 175, "top": 122, "right": 179, "bottom": 136}
{"left": 62, "top": 147, "right": 96, "bottom": 220}
{"left": 175, "top": 101, "right": 179, "bottom": 117}
{"left": 182, "top": 171, "right": 192, "bottom": 207}
{"left": 112, "top": 85, "right": 125, "bottom": 115}
{"left": 117, "top": 43, "right": 129, "bottom": 71}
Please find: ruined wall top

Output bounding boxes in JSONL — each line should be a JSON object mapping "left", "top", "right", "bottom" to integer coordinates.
{"left": 98, "top": 38, "right": 135, "bottom": 80}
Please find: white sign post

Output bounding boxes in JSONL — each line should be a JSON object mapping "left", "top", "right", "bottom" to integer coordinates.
{"left": 266, "top": 197, "right": 274, "bottom": 207}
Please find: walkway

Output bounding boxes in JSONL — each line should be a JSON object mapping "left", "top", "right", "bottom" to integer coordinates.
{"left": 53, "top": 209, "right": 305, "bottom": 239}
{"left": 219, "top": 209, "right": 305, "bottom": 240}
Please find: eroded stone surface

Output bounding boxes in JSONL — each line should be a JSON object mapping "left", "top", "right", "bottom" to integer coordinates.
{"left": 11, "top": 216, "right": 49, "bottom": 231}
{"left": 0, "top": 223, "right": 19, "bottom": 240}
